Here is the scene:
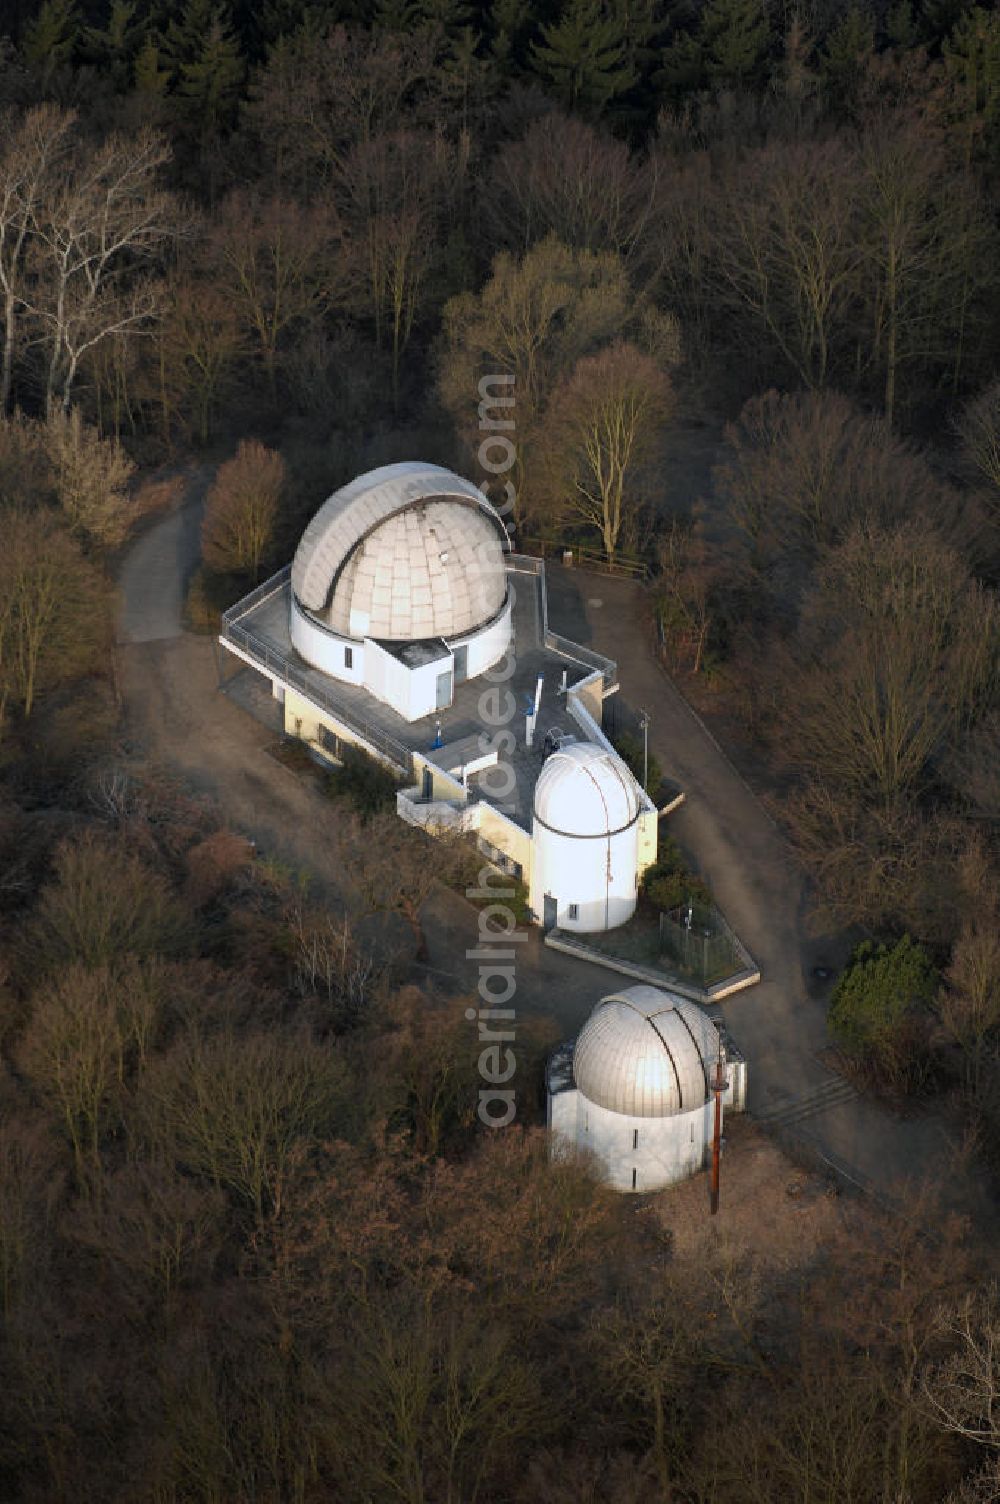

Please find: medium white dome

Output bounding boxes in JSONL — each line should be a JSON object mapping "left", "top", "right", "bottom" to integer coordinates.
{"left": 291, "top": 461, "right": 508, "bottom": 641}
{"left": 533, "top": 741, "right": 640, "bottom": 838}
{"left": 573, "top": 986, "right": 719, "bottom": 1117}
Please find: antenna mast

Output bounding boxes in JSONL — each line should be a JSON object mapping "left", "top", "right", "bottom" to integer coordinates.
{"left": 709, "top": 1027, "right": 729, "bottom": 1217}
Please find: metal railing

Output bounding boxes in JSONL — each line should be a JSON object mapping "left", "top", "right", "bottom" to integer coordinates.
{"left": 511, "top": 551, "right": 619, "bottom": 690}
{"left": 222, "top": 564, "right": 292, "bottom": 623}
{"left": 219, "top": 594, "right": 414, "bottom": 779}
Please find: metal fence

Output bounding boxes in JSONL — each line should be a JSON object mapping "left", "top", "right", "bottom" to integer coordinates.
{"left": 658, "top": 901, "right": 742, "bottom": 986}
{"left": 518, "top": 536, "right": 650, "bottom": 581}
{"left": 219, "top": 582, "right": 414, "bottom": 779}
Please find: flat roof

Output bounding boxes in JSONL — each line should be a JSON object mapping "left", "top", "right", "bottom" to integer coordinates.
{"left": 377, "top": 637, "right": 450, "bottom": 668}
{"left": 221, "top": 563, "right": 613, "bottom": 832}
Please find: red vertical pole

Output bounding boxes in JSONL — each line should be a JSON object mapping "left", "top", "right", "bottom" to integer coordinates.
{"left": 710, "top": 1072, "right": 722, "bottom": 1216}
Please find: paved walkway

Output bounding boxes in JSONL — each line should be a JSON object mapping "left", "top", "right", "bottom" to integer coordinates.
{"left": 115, "top": 492, "right": 991, "bottom": 1217}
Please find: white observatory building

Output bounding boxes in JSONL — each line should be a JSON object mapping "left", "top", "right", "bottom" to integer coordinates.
{"left": 289, "top": 463, "right": 512, "bottom": 721}
{"left": 218, "top": 461, "right": 659, "bottom": 933}
{"left": 547, "top": 985, "right": 747, "bottom": 1192}
{"left": 530, "top": 741, "right": 643, "bottom": 933}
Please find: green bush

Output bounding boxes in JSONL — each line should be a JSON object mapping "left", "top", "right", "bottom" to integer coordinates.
{"left": 641, "top": 836, "right": 712, "bottom": 911}
{"left": 612, "top": 730, "right": 662, "bottom": 797}
{"left": 326, "top": 744, "right": 401, "bottom": 819}
{"left": 829, "top": 935, "right": 938, "bottom": 1092}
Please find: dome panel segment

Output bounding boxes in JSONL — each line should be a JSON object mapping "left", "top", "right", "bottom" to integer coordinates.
{"left": 572, "top": 987, "right": 717, "bottom": 1117}
{"left": 323, "top": 500, "right": 506, "bottom": 641}
{"left": 291, "top": 461, "right": 506, "bottom": 615}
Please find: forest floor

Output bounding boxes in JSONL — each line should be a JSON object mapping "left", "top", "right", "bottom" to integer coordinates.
{"left": 116, "top": 476, "right": 998, "bottom": 1231}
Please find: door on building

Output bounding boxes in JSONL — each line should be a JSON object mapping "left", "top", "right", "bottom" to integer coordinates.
{"left": 422, "top": 766, "right": 433, "bottom": 800}
{"left": 453, "top": 645, "right": 468, "bottom": 684}
{"left": 543, "top": 894, "right": 558, "bottom": 932}
{"left": 435, "top": 671, "right": 452, "bottom": 710}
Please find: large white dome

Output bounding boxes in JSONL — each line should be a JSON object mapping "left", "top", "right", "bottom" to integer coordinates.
{"left": 573, "top": 986, "right": 719, "bottom": 1117}
{"left": 533, "top": 741, "right": 640, "bottom": 838}
{"left": 291, "top": 461, "right": 508, "bottom": 642}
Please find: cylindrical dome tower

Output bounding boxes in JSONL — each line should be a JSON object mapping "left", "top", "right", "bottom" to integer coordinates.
{"left": 552, "top": 985, "right": 723, "bottom": 1192}
{"left": 529, "top": 741, "right": 641, "bottom": 933}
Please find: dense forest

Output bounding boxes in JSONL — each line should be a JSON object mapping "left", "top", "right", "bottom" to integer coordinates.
{"left": 2, "top": 0, "right": 1000, "bottom": 1499}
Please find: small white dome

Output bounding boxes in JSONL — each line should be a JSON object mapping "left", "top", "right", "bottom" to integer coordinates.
{"left": 573, "top": 986, "right": 719, "bottom": 1117}
{"left": 533, "top": 741, "right": 640, "bottom": 838}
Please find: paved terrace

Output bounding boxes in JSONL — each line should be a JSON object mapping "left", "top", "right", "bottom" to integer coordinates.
{"left": 220, "top": 560, "right": 616, "bottom": 830}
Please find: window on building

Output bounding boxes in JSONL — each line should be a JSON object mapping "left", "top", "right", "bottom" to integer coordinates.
{"left": 568, "top": 903, "right": 579, "bottom": 920}
{"left": 344, "top": 647, "right": 353, "bottom": 669}
{"left": 631, "top": 1167, "right": 637, "bottom": 1190}
{"left": 633, "top": 1128, "right": 639, "bottom": 1150}
{"left": 477, "top": 836, "right": 523, "bottom": 881}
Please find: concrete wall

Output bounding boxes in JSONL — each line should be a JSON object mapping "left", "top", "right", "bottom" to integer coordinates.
{"left": 282, "top": 687, "right": 390, "bottom": 771}
{"left": 447, "top": 593, "right": 513, "bottom": 679}
{"left": 289, "top": 597, "right": 365, "bottom": 685}
{"left": 362, "top": 638, "right": 452, "bottom": 721}
{"left": 410, "top": 753, "right": 466, "bottom": 802}
{"left": 569, "top": 672, "right": 605, "bottom": 726}
{"left": 549, "top": 1087, "right": 715, "bottom": 1192}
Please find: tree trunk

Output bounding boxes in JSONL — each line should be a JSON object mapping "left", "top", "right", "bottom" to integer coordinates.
{"left": 1, "top": 287, "right": 15, "bottom": 413}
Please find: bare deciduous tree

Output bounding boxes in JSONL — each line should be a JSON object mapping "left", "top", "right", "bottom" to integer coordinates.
{"left": 938, "top": 922, "right": 1000, "bottom": 1094}
{"left": 486, "top": 110, "right": 655, "bottom": 270}
{"left": 709, "top": 139, "right": 862, "bottom": 389}
{"left": 957, "top": 379, "right": 1000, "bottom": 505}
{"left": 18, "top": 964, "right": 127, "bottom": 1176}
{"left": 540, "top": 339, "right": 672, "bottom": 562}
{"left": 201, "top": 439, "right": 285, "bottom": 580}
{"left": 926, "top": 1285, "right": 1000, "bottom": 1449}
{"left": 778, "top": 523, "right": 997, "bottom": 801}
{"left": 25, "top": 125, "right": 177, "bottom": 415}
{"left": 0, "top": 509, "right": 110, "bottom": 721}
{"left": 137, "top": 1029, "right": 349, "bottom": 1225}
{"left": 211, "top": 191, "right": 341, "bottom": 395}
{"left": 43, "top": 406, "right": 136, "bottom": 548}
{"left": 156, "top": 273, "right": 246, "bottom": 444}
{"left": 27, "top": 832, "right": 190, "bottom": 973}
{"left": 342, "top": 129, "right": 455, "bottom": 409}
{"left": 0, "top": 104, "right": 75, "bottom": 413}
{"left": 439, "top": 237, "right": 632, "bottom": 522}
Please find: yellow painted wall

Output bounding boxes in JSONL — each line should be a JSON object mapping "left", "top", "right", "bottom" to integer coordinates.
{"left": 284, "top": 687, "right": 323, "bottom": 746}
{"left": 573, "top": 673, "right": 605, "bottom": 724}
{"left": 411, "top": 752, "right": 466, "bottom": 801}
{"left": 637, "top": 808, "right": 658, "bottom": 877}
{"left": 476, "top": 803, "right": 533, "bottom": 880}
